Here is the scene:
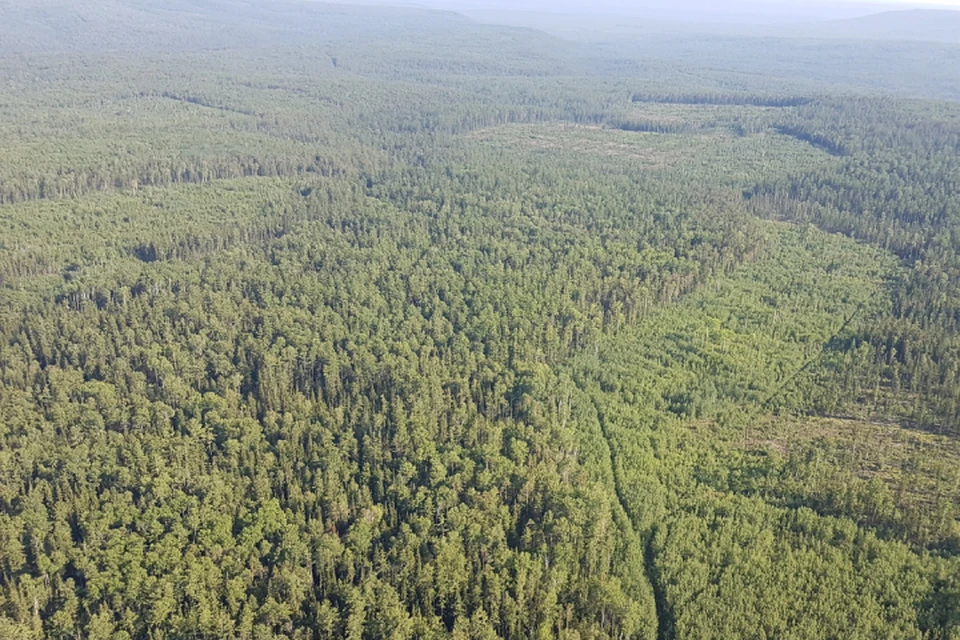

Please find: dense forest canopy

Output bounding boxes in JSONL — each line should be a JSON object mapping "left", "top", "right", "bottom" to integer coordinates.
{"left": 1, "top": 1, "right": 959, "bottom": 638}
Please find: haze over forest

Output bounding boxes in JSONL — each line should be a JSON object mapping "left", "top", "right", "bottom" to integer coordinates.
{"left": 1, "top": 1, "right": 960, "bottom": 639}
{"left": 356, "top": 0, "right": 960, "bottom": 23}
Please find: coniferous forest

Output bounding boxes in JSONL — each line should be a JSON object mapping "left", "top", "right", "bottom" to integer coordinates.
{"left": 1, "top": 1, "right": 960, "bottom": 638}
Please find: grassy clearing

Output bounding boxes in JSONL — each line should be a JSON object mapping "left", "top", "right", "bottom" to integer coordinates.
{"left": 466, "top": 118, "right": 838, "bottom": 185}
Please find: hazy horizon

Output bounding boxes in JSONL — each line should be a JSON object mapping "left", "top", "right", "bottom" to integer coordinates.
{"left": 358, "top": 0, "right": 960, "bottom": 23}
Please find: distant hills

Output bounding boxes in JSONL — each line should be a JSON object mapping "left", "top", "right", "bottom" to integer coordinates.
{"left": 405, "top": 0, "right": 929, "bottom": 24}
{"left": 433, "top": 4, "right": 960, "bottom": 46}
{"left": 2, "top": 1, "right": 958, "bottom": 56}
{"left": 785, "top": 9, "right": 960, "bottom": 43}
{"left": 0, "top": 0, "right": 601, "bottom": 80}
{"left": 2, "top": 0, "right": 960, "bottom": 103}
{"left": 0, "top": 0, "right": 476, "bottom": 54}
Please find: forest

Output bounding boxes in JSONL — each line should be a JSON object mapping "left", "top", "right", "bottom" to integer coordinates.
{"left": 0, "top": 1, "right": 959, "bottom": 638}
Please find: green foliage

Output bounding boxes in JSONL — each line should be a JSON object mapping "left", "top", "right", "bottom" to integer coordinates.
{"left": 1, "top": 2, "right": 960, "bottom": 639}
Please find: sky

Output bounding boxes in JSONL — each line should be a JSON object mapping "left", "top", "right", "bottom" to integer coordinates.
{"left": 408, "top": 0, "right": 960, "bottom": 11}
{"left": 866, "top": 0, "right": 960, "bottom": 4}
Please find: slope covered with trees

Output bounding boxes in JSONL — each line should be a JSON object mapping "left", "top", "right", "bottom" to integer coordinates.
{"left": 0, "top": 1, "right": 959, "bottom": 638}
